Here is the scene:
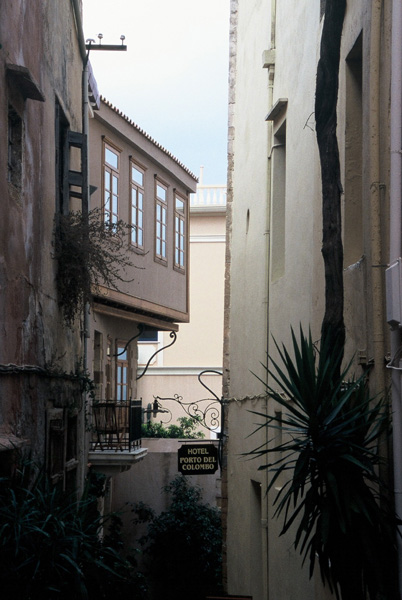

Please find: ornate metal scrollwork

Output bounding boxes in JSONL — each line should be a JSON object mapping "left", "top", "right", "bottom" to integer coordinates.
{"left": 151, "top": 369, "right": 225, "bottom": 469}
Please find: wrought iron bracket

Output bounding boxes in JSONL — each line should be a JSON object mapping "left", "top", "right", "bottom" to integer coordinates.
{"left": 136, "top": 331, "right": 177, "bottom": 381}
{"left": 113, "top": 326, "right": 178, "bottom": 381}
{"left": 150, "top": 369, "right": 226, "bottom": 470}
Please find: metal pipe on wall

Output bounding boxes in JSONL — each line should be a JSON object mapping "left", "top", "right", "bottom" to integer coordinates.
{"left": 71, "top": 0, "right": 91, "bottom": 494}
{"left": 368, "top": 0, "right": 388, "bottom": 490}
{"left": 264, "top": 3, "right": 277, "bottom": 599}
{"left": 389, "top": 0, "right": 402, "bottom": 590}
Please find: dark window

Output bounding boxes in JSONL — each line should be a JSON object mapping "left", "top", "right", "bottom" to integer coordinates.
{"left": 47, "top": 408, "right": 79, "bottom": 494}
{"left": 139, "top": 328, "right": 158, "bottom": 342}
{"left": 55, "top": 100, "right": 69, "bottom": 214}
{"left": 7, "top": 105, "right": 22, "bottom": 189}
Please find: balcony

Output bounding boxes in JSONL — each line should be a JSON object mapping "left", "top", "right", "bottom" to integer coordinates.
{"left": 88, "top": 399, "right": 147, "bottom": 474}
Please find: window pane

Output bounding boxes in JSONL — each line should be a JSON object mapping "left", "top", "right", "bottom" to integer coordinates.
{"left": 132, "top": 207, "right": 137, "bottom": 224}
{"left": 138, "top": 212, "right": 143, "bottom": 227}
{"left": 180, "top": 220, "right": 184, "bottom": 234}
{"left": 138, "top": 193, "right": 143, "bottom": 210}
{"left": 156, "top": 238, "right": 161, "bottom": 254}
{"left": 105, "top": 147, "right": 118, "bottom": 169}
{"left": 112, "top": 195, "right": 118, "bottom": 214}
{"left": 132, "top": 165, "right": 143, "bottom": 186}
{"left": 104, "top": 191, "right": 110, "bottom": 210}
{"left": 118, "top": 346, "right": 127, "bottom": 360}
{"left": 175, "top": 197, "right": 184, "bottom": 213}
{"left": 162, "top": 241, "right": 166, "bottom": 257}
{"left": 104, "top": 170, "right": 111, "bottom": 189}
{"left": 131, "top": 188, "right": 137, "bottom": 206}
{"left": 112, "top": 175, "right": 118, "bottom": 194}
{"left": 157, "top": 204, "right": 161, "bottom": 220}
{"left": 157, "top": 184, "right": 166, "bottom": 201}
{"left": 162, "top": 207, "right": 166, "bottom": 224}
{"left": 138, "top": 230, "right": 143, "bottom": 246}
{"left": 156, "top": 222, "right": 161, "bottom": 237}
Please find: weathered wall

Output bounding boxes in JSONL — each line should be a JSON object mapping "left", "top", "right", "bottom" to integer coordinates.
{"left": 0, "top": 1, "right": 85, "bottom": 484}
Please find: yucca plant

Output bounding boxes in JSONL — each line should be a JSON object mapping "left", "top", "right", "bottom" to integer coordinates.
{"left": 250, "top": 327, "right": 399, "bottom": 600}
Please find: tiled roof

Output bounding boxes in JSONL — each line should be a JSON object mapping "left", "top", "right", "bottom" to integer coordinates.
{"left": 101, "top": 96, "right": 198, "bottom": 181}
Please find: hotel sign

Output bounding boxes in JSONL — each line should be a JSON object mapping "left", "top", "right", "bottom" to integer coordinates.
{"left": 178, "top": 444, "right": 218, "bottom": 474}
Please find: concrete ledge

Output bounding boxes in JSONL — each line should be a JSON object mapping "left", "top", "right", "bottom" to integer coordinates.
{"left": 88, "top": 447, "right": 147, "bottom": 476}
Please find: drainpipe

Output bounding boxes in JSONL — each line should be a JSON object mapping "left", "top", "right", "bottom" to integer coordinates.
{"left": 263, "top": 2, "right": 276, "bottom": 598}
{"left": 389, "top": 0, "right": 402, "bottom": 590}
{"left": 71, "top": 0, "right": 91, "bottom": 494}
{"left": 369, "top": 0, "right": 388, "bottom": 485}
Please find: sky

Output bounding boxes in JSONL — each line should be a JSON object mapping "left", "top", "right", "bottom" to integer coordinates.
{"left": 83, "top": 0, "right": 230, "bottom": 185}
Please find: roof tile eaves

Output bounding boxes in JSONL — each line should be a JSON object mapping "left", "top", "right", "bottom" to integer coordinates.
{"left": 101, "top": 96, "right": 197, "bottom": 181}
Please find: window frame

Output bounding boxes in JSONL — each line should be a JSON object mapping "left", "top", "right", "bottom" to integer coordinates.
{"left": 130, "top": 158, "right": 146, "bottom": 251}
{"left": 173, "top": 191, "right": 186, "bottom": 272}
{"left": 103, "top": 140, "right": 121, "bottom": 227}
{"left": 155, "top": 178, "right": 168, "bottom": 264}
{"left": 115, "top": 340, "right": 129, "bottom": 402}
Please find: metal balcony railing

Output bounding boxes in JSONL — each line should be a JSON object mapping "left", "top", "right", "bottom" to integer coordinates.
{"left": 90, "top": 399, "right": 142, "bottom": 452}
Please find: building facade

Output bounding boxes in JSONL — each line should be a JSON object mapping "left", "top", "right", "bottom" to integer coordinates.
{"left": 137, "top": 172, "right": 226, "bottom": 439}
{"left": 87, "top": 98, "right": 197, "bottom": 478}
{"left": 223, "top": 1, "right": 398, "bottom": 598}
{"left": 0, "top": 0, "right": 92, "bottom": 494}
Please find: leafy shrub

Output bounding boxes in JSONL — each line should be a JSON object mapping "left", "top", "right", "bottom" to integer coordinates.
{"left": 0, "top": 461, "right": 146, "bottom": 599}
{"left": 54, "top": 208, "right": 136, "bottom": 325}
{"left": 141, "top": 416, "right": 205, "bottom": 439}
{"left": 132, "top": 475, "right": 222, "bottom": 600}
{"left": 250, "top": 327, "right": 399, "bottom": 600}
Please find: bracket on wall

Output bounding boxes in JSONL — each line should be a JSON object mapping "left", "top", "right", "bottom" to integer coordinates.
{"left": 112, "top": 324, "right": 178, "bottom": 381}
{"left": 136, "top": 331, "right": 177, "bottom": 381}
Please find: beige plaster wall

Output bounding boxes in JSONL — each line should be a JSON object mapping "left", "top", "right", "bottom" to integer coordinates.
{"left": 224, "top": 0, "right": 392, "bottom": 599}
{"left": 137, "top": 204, "right": 226, "bottom": 437}
{"left": 111, "top": 438, "right": 221, "bottom": 556}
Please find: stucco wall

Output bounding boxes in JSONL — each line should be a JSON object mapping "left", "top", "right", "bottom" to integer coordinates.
{"left": 111, "top": 438, "right": 221, "bottom": 556}
{"left": 223, "top": 0, "right": 392, "bottom": 599}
